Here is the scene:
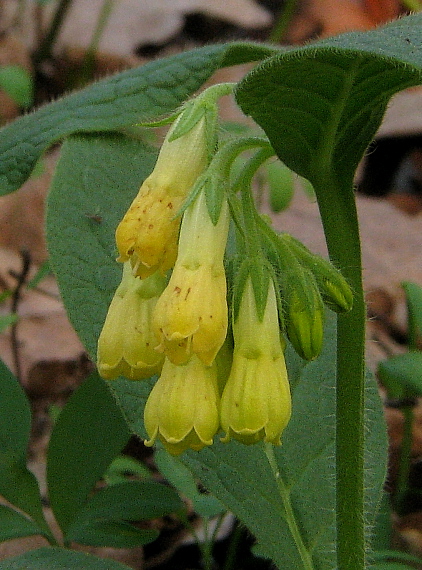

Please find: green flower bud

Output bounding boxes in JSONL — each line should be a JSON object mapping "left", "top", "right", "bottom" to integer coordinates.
{"left": 281, "top": 234, "right": 353, "bottom": 313}
{"left": 266, "top": 160, "right": 294, "bottom": 213}
{"left": 283, "top": 269, "right": 324, "bottom": 361}
{"left": 97, "top": 264, "right": 166, "bottom": 380}
{"left": 144, "top": 356, "right": 220, "bottom": 455}
{"left": 320, "top": 276, "right": 354, "bottom": 313}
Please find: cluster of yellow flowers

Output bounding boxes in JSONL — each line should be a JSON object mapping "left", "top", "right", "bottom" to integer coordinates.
{"left": 97, "top": 109, "right": 292, "bottom": 455}
{"left": 97, "top": 89, "right": 353, "bottom": 455}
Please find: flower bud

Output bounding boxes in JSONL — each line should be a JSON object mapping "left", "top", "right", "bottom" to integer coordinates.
{"left": 281, "top": 234, "right": 353, "bottom": 313}
{"left": 115, "top": 115, "right": 209, "bottom": 278}
{"left": 317, "top": 275, "right": 353, "bottom": 313}
{"left": 144, "top": 356, "right": 220, "bottom": 455}
{"left": 283, "top": 269, "right": 324, "bottom": 361}
{"left": 153, "top": 192, "right": 229, "bottom": 366}
{"left": 97, "top": 263, "right": 166, "bottom": 380}
{"left": 220, "top": 278, "right": 291, "bottom": 445}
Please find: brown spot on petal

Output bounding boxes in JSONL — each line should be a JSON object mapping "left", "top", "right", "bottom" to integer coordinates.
{"left": 174, "top": 286, "right": 181, "bottom": 295}
{"left": 184, "top": 287, "right": 191, "bottom": 300}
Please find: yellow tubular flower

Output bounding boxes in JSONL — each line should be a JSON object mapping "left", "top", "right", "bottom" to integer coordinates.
{"left": 144, "top": 355, "right": 220, "bottom": 455}
{"left": 97, "top": 263, "right": 166, "bottom": 380}
{"left": 153, "top": 192, "right": 229, "bottom": 366}
{"left": 115, "top": 116, "right": 208, "bottom": 278}
{"left": 220, "top": 278, "right": 291, "bottom": 445}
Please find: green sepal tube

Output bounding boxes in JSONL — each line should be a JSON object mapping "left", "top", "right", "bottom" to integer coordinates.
{"left": 281, "top": 233, "right": 353, "bottom": 313}
{"left": 265, "top": 159, "right": 295, "bottom": 213}
{"left": 265, "top": 233, "right": 324, "bottom": 360}
{"left": 283, "top": 267, "right": 324, "bottom": 361}
{"left": 231, "top": 257, "right": 274, "bottom": 325}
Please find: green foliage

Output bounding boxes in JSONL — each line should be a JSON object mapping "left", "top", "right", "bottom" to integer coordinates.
{"left": 45, "top": 129, "right": 385, "bottom": 570}
{"left": 265, "top": 160, "right": 295, "bottom": 212}
{"left": 0, "top": 314, "right": 17, "bottom": 332}
{"left": 0, "top": 42, "right": 276, "bottom": 196}
{"left": 0, "top": 65, "right": 33, "bottom": 107}
{"left": 235, "top": 15, "right": 422, "bottom": 192}
{"left": 379, "top": 352, "right": 422, "bottom": 399}
{"left": 47, "top": 372, "right": 131, "bottom": 534}
{"left": 0, "top": 547, "right": 132, "bottom": 569}
{"left": 0, "top": 365, "right": 184, "bottom": 564}
{"left": 0, "top": 360, "right": 51, "bottom": 539}
{"left": 0, "top": 505, "right": 44, "bottom": 544}
{"left": 64, "top": 480, "right": 181, "bottom": 547}
{"left": 182, "top": 316, "right": 386, "bottom": 569}
{"left": 155, "top": 449, "right": 225, "bottom": 518}
{"left": 2, "top": 13, "right": 422, "bottom": 570}
{"left": 402, "top": 281, "right": 422, "bottom": 349}
{"left": 372, "top": 549, "right": 422, "bottom": 569}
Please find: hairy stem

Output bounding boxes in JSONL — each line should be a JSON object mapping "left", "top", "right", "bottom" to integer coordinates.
{"left": 313, "top": 169, "right": 366, "bottom": 569}
{"left": 265, "top": 443, "right": 315, "bottom": 570}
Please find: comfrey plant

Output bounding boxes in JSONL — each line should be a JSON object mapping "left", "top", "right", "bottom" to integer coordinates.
{"left": 97, "top": 88, "right": 353, "bottom": 456}
{"left": 0, "top": 13, "right": 422, "bottom": 570}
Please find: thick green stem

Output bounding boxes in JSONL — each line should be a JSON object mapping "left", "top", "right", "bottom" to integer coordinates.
{"left": 313, "top": 171, "right": 366, "bottom": 569}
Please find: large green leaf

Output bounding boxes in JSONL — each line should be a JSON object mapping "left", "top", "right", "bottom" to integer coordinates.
{"left": 65, "top": 480, "right": 182, "bottom": 547}
{"left": 0, "top": 505, "right": 44, "bottom": 542}
{"left": 0, "top": 42, "right": 275, "bottom": 197}
{"left": 0, "top": 360, "right": 50, "bottom": 538}
{"left": 66, "top": 519, "right": 157, "bottom": 549}
{"left": 154, "top": 449, "right": 225, "bottom": 518}
{"left": 0, "top": 547, "right": 131, "bottom": 569}
{"left": 235, "top": 14, "right": 422, "bottom": 189}
{"left": 47, "top": 133, "right": 157, "bottom": 358}
{"left": 378, "top": 352, "right": 422, "bottom": 399}
{"left": 47, "top": 372, "right": 131, "bottom": 534}
{"left": 47, "top": 133, "right": 157, "bottom": 437}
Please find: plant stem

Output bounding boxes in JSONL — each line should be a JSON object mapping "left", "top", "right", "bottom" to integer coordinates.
{"left": 79, "top": 0, "right": 115, "bottom": 85}
{"left": 313, "top": 169, "right": 366, "bottom": 569}
{"left": 269, "top": 0, "right": 299, "bottom": 43}
{"left": 34, "top": 0, "right": 74, "bottom": 65}
{"left": 264, "top": 443, "right": 315, "bottom": 570}
{"left": 395, "top": 404, "right": 414, "bottom": 514}
{"left": 223, "top": 520, "right": 243, "bottom": 570}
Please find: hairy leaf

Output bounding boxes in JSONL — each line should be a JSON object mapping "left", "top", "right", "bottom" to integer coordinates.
{"left": 0, "top": 547, "right": 131, "bottom": 569}
{"left": 0, "top": 42, "right": 275, "bottom": 196}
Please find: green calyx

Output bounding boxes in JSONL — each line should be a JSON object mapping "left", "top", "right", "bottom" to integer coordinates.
{"left": 281, "top": 234, "right": 353, "bottom": 313}
{"left": 255, "top": 216, "right": 353, "bottom": 360}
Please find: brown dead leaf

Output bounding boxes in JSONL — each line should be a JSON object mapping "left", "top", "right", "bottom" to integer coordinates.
{"left": 364, "top": 0, "right": 402, "bottom": 25}
{"left": 0, "top": 151, "right": 57, "bottom": 264}
{"left": 286, "top": 0, "right": 376, "bottom": 43}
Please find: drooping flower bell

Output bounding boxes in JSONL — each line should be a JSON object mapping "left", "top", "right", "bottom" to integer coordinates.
{"left": 152, "top": 191, "right": 230, "bottom": 366}
{"left": 220, "top": 276, "right": 291, "bottom": 445}
{"left": 115, "top": 114, "right": 209, "bottom": 278}
{"left": 97, "top": 263, "right": 166, "bottom": 380}
{"left": 144, "top": 355, "right": 220, "bottom": 455}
